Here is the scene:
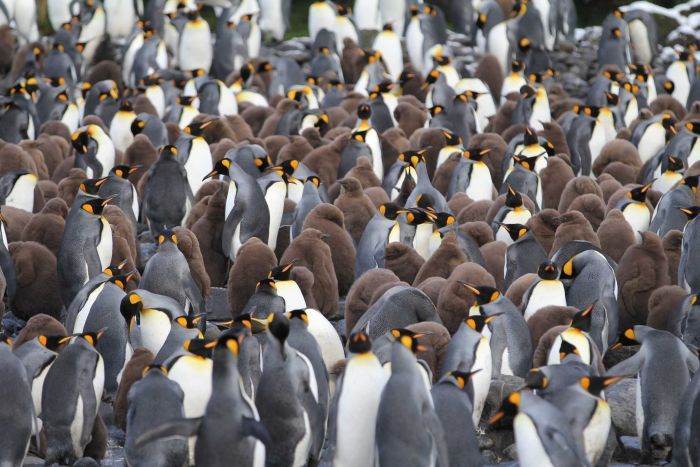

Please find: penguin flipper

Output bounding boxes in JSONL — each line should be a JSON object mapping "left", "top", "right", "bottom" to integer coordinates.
{"left": 605, "top": 350, "right": 645, "bottom": 378}
{"left": 135, "top": 417, "right": 203, "bottom": 448}
{"left": 241, "top": 416, "right": 272, "bottom": 448}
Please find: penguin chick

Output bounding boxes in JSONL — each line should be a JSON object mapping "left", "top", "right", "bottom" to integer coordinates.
{"left": 280, "top": 228, "right": 338, "bottom": 317}
{"left": 227, "top": 238, "right": 277, "bottom": 317}
{"left": 20, "top": 197, "right": 67, "bottom": 255}
{"left": 550, "top": 211, "right": 600, "bottom": 254}
{"left": 10, "top": 241, "right": 63, "bottom": 321}
{"left": 596, "top": 209, "right": 636, "bottom": 263}
{"left": 344, "top": 269, "right": 401, "bottom": 336}
{"left": 334, "top": 177, "right": 376, "bottom": 244}
{"left": 301, "top": 203, "right": 356, "bottom": 297}
{"left": 413, "top": 232, "right": 468, "bottom": 286}
{"left": 191, "top": 185, "right": 228, "bottom": 287}
{"left": 436, "top": 262, "right": 497, "bottom": 333}
{"left": 384, "top": 242, "right": 425, "bottom": 285}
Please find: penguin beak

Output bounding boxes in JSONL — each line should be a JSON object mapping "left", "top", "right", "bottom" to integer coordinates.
{"left": 202, "top": 170, "right": 219, "bottom": 181}
{"left": 100, "top": 195, "right": 117, "bottom": 206}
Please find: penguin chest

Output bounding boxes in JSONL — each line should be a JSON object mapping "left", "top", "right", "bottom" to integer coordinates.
{"left": 635, "top": 376, "right": 644, "bottom": 440}
{"left": 524, "top": 281, "right": 566, "bottom": 321}
{"left": 139, "top": 309, "right": 172, "bottom": 355}
{"left": 471, "top": 338, "right": 492, "bottom": 425}
{"left": 169, "top": 356, "right": 213, "bottom": 418}
{"left": 178, "top": 106, "right": 200, "bottom": 129}
{"left": 259, "top": 0, "right": 285, "bottom": 40}
{"left": 131, "top": 184, "right": 140, "bottom": 220}
{"left": 667, "top": 61, "right": 690, "bottom": 105}
{"left": 61, "top": 103, "right": 80, "bottom": 134}
{"left": 353, "top": 0, "right": 381, "bottom": 30}
{"left": 265, "top": 181, "right": 287, "bottom": 250}
{"left": 97, "top": 217, "right": 113, "bottom": 270}
{"left": 225, "top": 179, "right": 238, "bottom": 220}
{"left": 638, "top": 123, "right": 666, "bottom": 163}
{"left": 387, "top": 221, "right": 401, "bottom": 244}
{"left": 335, "top": 356, "right": 387, "bottom": 466}
{"left": 413, "top": 223, "right": 434, "bottom": 260}
{"left": 95, "top": 139, "right": 116, "bottom": 177}
{"left": 428, "top": 230, "right": 442, "bottom": 256}
{"left": 530, "top": 90, "right": 551, "bottom": 131}
{"left": 437, "top": 145, "right": 460, "bottom": 169}
{"left": 622, "top": 202, "right": 650, "bottom": 243}
{"left": 373, "top": 32, "right": 403, "bottom": 80}
{"left": 32, "top": 362, "right": 54, "bottom": 418}
{"left": 217, "top": 83, "right": 238, "bottom": 116}
{"left": 514, "top": 413, "right": 555, "bottom": 467}
{"left": 466, "top": 162, "right": 494, "bottom": 201}
{"left": 73, "top": 284, "right": 106, "bottom": 334}
{"left": 653, "top": 172, "right": 682, "bottom": 194}
{"left": 487, "top": 23, "right": 510, "bottom": 75}
{"left": 278, "top": 280, "right": 306, "bottom": 312}
{"left": 179, "top": 22, "right": 213, "bottom": 72}
{"left": 405, "top": 19, "right": 424, "bottom": 70}
{"left": 365, "top": 129, "right": 383, "bottom": 180}
{"left": 688, "top": 138, "right": 700, "bottom": 168}
{"left": 146, "top": 86, "right": 165, "bottom": 118}
{"left": 629, "top": 20, "right": 651, "bottom": 64}
{"left": 294, "top": 409, "right": 312, "bottom": 467}
{"left": 184, "top": 138, "right": 213, "bottom": 196}
{"left": 6, "top": 176, "right": 35, "bottom": 212}
{"left": 624, "top": 97, "right": 639, "bottom": 127}
{"left": 583, "top": 401, "right": 611, "bottom": 464}
{"left": 502, "top": 74, "right": 527, "bottom": 104}
{"left": 109, "top": 113, "right": 136, "bottom": 152}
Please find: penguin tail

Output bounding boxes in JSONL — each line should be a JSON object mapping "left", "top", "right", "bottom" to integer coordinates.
{"left": 135, "top": 417, "right": 202, "bottom": 448}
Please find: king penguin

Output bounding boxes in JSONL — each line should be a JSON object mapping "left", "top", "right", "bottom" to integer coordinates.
{"left": 616, "top": 182, "right": 653, "bottom": 243}
{"left": 177, "top": 120, "right": 214, "bottom": 197}
{"left": 521, "top": 261, "right": 567, "bottom": 321}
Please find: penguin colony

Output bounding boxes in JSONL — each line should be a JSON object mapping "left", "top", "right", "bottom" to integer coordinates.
{"left": 0, "top": 0, "right": 698, "bottom": 465}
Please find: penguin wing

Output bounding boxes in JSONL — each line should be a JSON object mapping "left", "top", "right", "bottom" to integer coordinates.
{"left": 135, "top": 417, "right": 203, "bottom": 448}
{"left": 605, "top": 349, "right": 645, "bottom": 378}
{"left": 241, "top": 416, "right": 272, "bottom": 447}
{"left": 319, "top": 376, "right": 342, "bottom": 463}
{"left": 541, "top": 424, "right": 589, "bottom": 466}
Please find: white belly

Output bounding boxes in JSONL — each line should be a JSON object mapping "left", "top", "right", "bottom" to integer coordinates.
{"left": 636, "top": 376, "right": 643, "bottom": 440}
{"left": 61, "top": 103, "right": 80, "bottom": 134}
{"left": 306, "top": 309, "right": 345, "bottom": 375}
{"left": 179, "top": 24, "right": 213, "bottom": 72}
{"left": 178, "top": 106, "right": 200, "bottom": 129}
{"left": 652, "top": 172, "right": 682, "bottom": 194}
{"left": 32, "top": 363, "right": 52, "bottom": 419}
{"left": 589, "top": 119, "right": 612, "bottom": 163}
{"left": 637, "top": 123, "right": 666, "bottom": 163}
{"left": 335, "top": 355, "right": 388, "bottom": 467}
{"left": 293, "top": 409, "right": 312, "bottom": 467}
{"left": 105, "top": 0, "right": 136, "bottom": 40}
{"left": 472, "top": 338, "right": 492, "bottom": 426}
{"left": 139, "top": 309, "right": 171, "bottom": 356}
{"left": 524, "top": 281, "right": 566, "bottom": 321}
{"left": 308, "top": 4, "right": 337, "bottom": 40}
{"left": 488, "top": 23, "right": 509, "bottom": 75}
{"left": 413, "top": 223, "right": 434, "bottom": 260}
{"left": 365, "top": 130, "right": 383, "bottom": 181}
{"left": 514, "top": 413, "right": 555, "bottom": 467}
{"left": 335, "top": 17, "right": 359, "bottom": 52}
{"left": 217, "top": 83, "right": 238, "bottom": 116}
{"left": 353, "top": 0, "right": 380, "bottom": 30}
{"left": 405, "top": 19, "right": 423, "bottom": 70}
{"left": 97, "top": 217, "right": 113, "bottom": 270}
{"left": 146, "top": 86, "right": 165, "bottom": 119}
{"left": 110, "top": 116, "right": 135, "bottom": 153}
{"left": 73, "top": 284, "right": 106, "bottom": 334}
{"left": 667, "top": 61, "right": 690, "bottom": 105}
{"left": 168, "top": 356, "right": 213, "bottom": 418}
{"left": 466, "top": 163, "right": 493, "bottom": 201}
{"left": 372, "top": 32, "right": 403, "bottom": 80}
{"left": 259, "top": 0, "right": 286, "bottom": 41}
{"left": 265, "top": 181, "right": 287, "bottom": 250}
{"left": 71, "top": 393, "right": 85, "bottom": 457}
{"left": 622, "top": 202, "right": 651, "bottom": 243}
{"left": 184, "top": 138, "right": 213, "bottom": 197}
{"left": 277, "top": 280, "right": 306, "bottom": 312}
{"left": 688, "top": 139, "right": 700, "bottom": 168}
{"left": 6, "top": 176, "right": 36, "bottom": 212}
{"left": 583, "top": 402, "right": 611, "bottom": 464}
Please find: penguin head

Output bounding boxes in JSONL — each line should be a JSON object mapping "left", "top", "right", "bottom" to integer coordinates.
{"left": 378, "top": 203, "right": 400, "bottom": 220}
{"left": 267, "top": 313, "right": 290, "bottom": 349}
{"left": 447, "top": 370, "right": 481, "bottom": 392}
{"left": 339, "top": 177, "right": 361, "bottom": 193}
{"left": 424, "top": 69, "right": 440, "bottom": 87}
{"left": 523, "top": 368, "right": 549, "bottom": 390}
{"left": 496, "top": 223, "right": 529, "bottom": 242}
{"left": 459, "top": 282, "right": 501, "bottom": 305}
{"left": 463, "top": 148, "right": 491, "bottom": 162}
{"left": 107, "top": 269, "right": 135, "bottom": 291}
{"left": 184, "top": 338, "right": 215, "bottom": 358}
{"left": 663, "top": 80, "right": 675, "bottom": 95}
{"left": 679, "top": 206, "right": 700, "bottom": 220}
{"left": 111, "top": 165, "right": 140, "bottom": 179}
{"left": 511, "top": 60, "right": 525, "bottom": 73}
{"left": 400, "top": 207, "right": 437, "bottom": 226}
{"left": 352, "top": 129, "right": 368, "bottom": 143}
{"left": 442, "top": 130, "right": 462, "bottom": 147}
{"left": 390, "top": 328, "right": 426, "bottom": 354}
{"left": 434, "top": 212, "right": 456, "bottom": 229}
{"left": 184, "top": 120, "right": 212, "bottom": 137}
{"left": 429, "top": 105, "right": 445, "bottom": 117}
{"left": 410, "top": 4, "right": 419, "bottom": 17}
{"left": 625, "top": 182, "right": 653, "bottom": 203}
{"left": 570, "top": 302, "right": 595, "bottom": 332}
{"left": 465, "top": 311, "right": 501, "bottom": 333}
{"left": 398, "top": 70, "right": 417, "bottom": 88}
{"left": 374, "top": 81, "right": 394, "bottom": 94}
{"left": 103, "top": 259, "right": 129, "bottom": 277}
{"left": 257, "top": 61, "right": 273, "bottom": 74}
{"left": 121, "top": 292, "right": 143, "bottom": 330}
{"left": 609, "top": 328, "right": 639, "bottom": 350}
{"left": 176, "top": 95, "right": 197, "bottom": 107}
{"left": 37, "top": 335, "right": 70, "bottom": 352}
{"left": 666, "top": 156, "right": 684, "bottom": 173}
{"left": 537, "top": 261, "right": 560, "bottom": 280}
{"left": 685, "top": 121, "right": 700, "bottom": 134}
{"left": 518, "top": 37, "right": 531, "bottom": 54}
{"left": 511, "top": 0, "right": 527, "bottom": 17}
{"left": 130, "top": 117, "right": 146, "bottom": 135}
{"left": 157, "top": 228, "right": 178, "bottom": 245}
{"left": 203, "top": 158, "right": 231, "bottom": 180}
{"left": 314, "top": 113, "right": 330, "bottom": 132}
{"left": 287, "top": 309, "right": 309, "bottom": 326}
{"left": 80, "top": 196, "right": 114, "bottom": 216}
{"left": 558, "top": 338, "right": 581, "bottom": 361}
{"left": 613, "top": 7, "right": 625, "bottom": 18}
{"left": 610, "top": 27, "right": 623, "bottom": 39}
{"left": 270, "top": 158, "right": 297, "bottom": 176}
{"left": 489, "top": 391, "right": 521, "bottom": 426}
{"left": 399, "top": 150, "right": 426, "bottom": 168}
{"left": 160, "top": 145, "right": 179, "bottom": 161}
{"left": 504, "top": 184, "right": 524, "bottom": 209}
{"left": 269, "top": 260, "right": 297, "bottom": 281}
{"left": 357, "top": 103, "right": 372, "bottom": 121}
{"left": 215, "top": 334, "right": 243, "bottom": 356}
{"left": 604, "top": 92, "right": 620, "bottom": 107}
{"left": 55, "top": 89, "right": 71, "bottom": 104}
{"left": 512, "top": 154, "right": 540, "bottom": 172}
{"left": 118, "top": 99, "right": 134, "bottom": 113}
{"left": 348, "top": 331, "right": 372, "bottom": 353}
{"left": 336, "top": 4, "right": 351, "bottom": 16}
{"left": 79, "top": 176, "right": 107, "bottom": 195}
{"left": 256, "top": 278, "right": 277, "bottom": 292}
{"left": 476, "top": 11, "right": 487, "bottom": 30}
{"left": 142, "top": 364, "right": 168, "bottom": 377}
{"left": 522, "top": 126, "right": 538, "bottom": 146}
{"left": 75, "top": 329, "right": 106, "bottom": 347}
{"left": 680, "top": 175, "right": 700, "bottom": 193}
{"left": 579, "top": 376, "right": 622, "bottom": 398}
{"left": 71, "top": 127, "right": 93, "bottom": 153}
{"left": 415, "top": 193, "right": 435, "bottom": 211}
{"left": 434, "top": 54, "right": 452, "bottom": 67}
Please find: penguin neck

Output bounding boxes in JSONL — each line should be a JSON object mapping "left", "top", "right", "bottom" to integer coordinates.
{"left": 212, "top": 351, "right": 242, "bottom": 398}
{"left": 390, "top": 342, "right": 418, "bottom": 374}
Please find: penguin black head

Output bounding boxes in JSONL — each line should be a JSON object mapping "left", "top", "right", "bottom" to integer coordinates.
{"left": 610, "top": 27, "right": 623, "bottom": 39}
{"left": 496, "top": 223, "right": 529, "bottom": 242}
{"left": 267, "top": 313, "right": 290, "bottom": 347}
{"left": 161, "top": 145, "right": 179, "bottom": 160}
{"left": 522, "top": 126, "right": 538, "bottom": 146}
{"left": 442, "top": 130, "right": 462, "bottom": 146}
{"left": 203, "top": 158, "right": 231, "bottom": 180}
{"left": 424, "top": 69, "right": 440, "bottom": 86}
{"left": 38, "top": 335, "right": 70, "bottom": 352}
{"left": 610, "top": 328, "right": 639, "bottom": 350}
{"left": 570, "top": 302, "right": 595, "bottom": 332}
{"left": 476, "top": 11, "right": 487, "bottom": 30}
{"left": 538, "top": 261, "right": 560, "bottom": 280}
{"left": 605, "top": 92, "right": 620, "bottom": 107}
{"left": 184, "top": 120, "right": 212, "bottom": 137}
{"left": 271, "top": 158, "right": 297, "bottom": 176}
{"left": 257, "top": 61, "right": 273, "bottom": 74}
{"left": 130, "top": 117, "right": 146, "bottom": 135}
{"left": 415, "top": 193, "right": 435, "bottom": 211}
{"left": 465, "top": 311, "right": 501, "bottom": 333}
{"left": 304, "top": 176, "right": 321, "bottom": 188}
{"left": 306, "top": 75, "right": 320, "bottom": 86}
{"left": 680, "top": 175, "right": 700, "bottom": 193}
{"left": 400, "top": 207, "right": 437, "bottom": 226}
{"left": 459, "top": 282, "right": 501, "bottom": 305}
{"left": 157, "top": 228, "right": 178, "bottom": 245}
{"left": 524, "top": 368, "right": 549, "bottom": 390}
{"left": 580, "top": 376, "right": 622, "bottom": 397}
{"left": 215, "top": 334, "right": 243, "bottom": 356}
{"left": 685, "top": 121, "right": 700, "bottom": 134}
{"left": 121, "top": 292, "right": 143, "bottom": 330}
{"left": 679, "top": 206, "right": 700, "bottom": 220}
{"left": 103, "top": 259, "right": 129, "bottom": 277}
{"left": 518, "top": 37, "right": 531, "bottom": 54}
{"left": 463, "top": 147, "right": 491, "bottom": 162}
{"left": 142, "top": 364, "right": 168, "bottom": 377}
{"left": 489, "top": 391, "right": 521, "bottom": 427}
{"left": 410, "top": 4, "right": 419, "bottom": 16}
{"left": 382, "top": 23, "right": 393, "bottom": 32}
{"left": 111, "top": 165, "right": 139, "bottom": 179}
{"left": 398, "top": 70, "right": 417, "bottom": 87}
{"left": 558, "top": 339, "right": 581, "bottom": 361}
{"left": 626, "top": 182, "right": 653, "bottom": 203}
{"left": 504, "top": 184, "right": 524, "bottom": 209}
{"left": 661, "top": 113, "right": 677, "bottom": 131}
{"left": 374, "top": 81, "right": 394, "bottom": 94}
{"left": 663, "top": 80, "right": 675, "bottom": 95}
{"left": 429, "top": 105, "right": 444, "bottom": 117}
{"left": 666, "top": 156, "right": 684, "bottom": 173}
{"left": 449, "top": 370, "right": 481, "bottom": 392}
{"left": 315, "top": 113, "right": 330, "bottom": 132}
{"left": 513, "top": 154, "right": 539, "bottom": 172}
{"left": 352, "top": 129, "right": 368, "bottom": 142}
{"left": 256, "top": 278, "right": 277, "bottom": 292}
{"left": 269, "top": 260, "right": 297, "bottom": 281}
{"left": 613, "top": 7, "right": 624, "bottom": 18}
{"left": 118, "top": 99, "right": 134, "bottom": 112}
{"left": 336, "top": 4, "right": 351, "bottom": 15}
{"left": 434, "top": 212, "right": 456, "bottom": 229}
{"left": 580, "top": 105, "right": 600, "bottom": 118}
{"left": 434, "top": 54, "right": 451, "bottom": 67}
{"left": 390, "top": 328, "right": 426, "bottom": 354}
{"left": 176, "top": 95, "right": 197, "bottom": 106}
{"left": 511, "top": 60, "right": 525, "bottom": 73}
{"left": 108, "top": 271, "right": 135, "bottom": 291}
{"left": 378, "top": 203, "right": 400, "bottom": 220}
{"left": 348, "top": 331, "right": 372, "bottom": 354}
{"left": 71, "top": 129, "right": 92, "bottom": 154}
{"left": 77, "top": 329, "right": 106, "bottom": 347}
{"left": 80, "top": 196, "right": 114, "bottom": 216}
{"left": 287, "top": 309, "right": 309, "bottom": 326}
{"left": 398, "top": 150, "right": 426, "bottom": 168}
{"left": 357, "top": 103, "right": 372, "bottom": 120}
{"left": 184, "top": 338, "right": 215, "bottom": 358}
{"left": 55, "top": 89, "right": 70, "bottom": 104}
